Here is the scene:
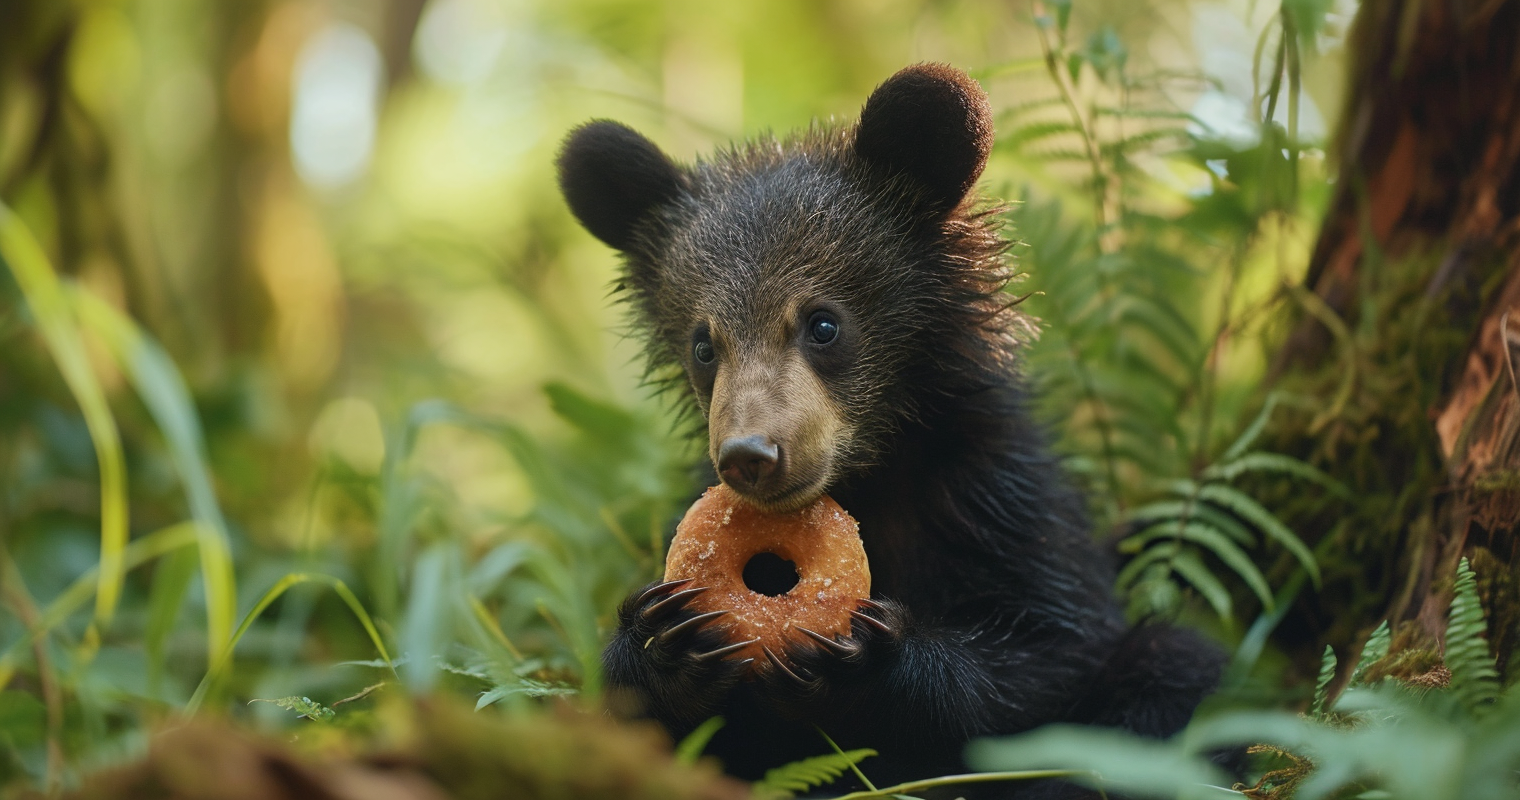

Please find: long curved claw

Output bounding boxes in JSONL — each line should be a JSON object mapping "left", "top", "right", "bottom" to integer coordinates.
{"left": 762, "top": 645, "right": 814, "bottom": 687}
{"left": 658, "top": 610, "right": 730, "bottom": 643}
{"left": 796, "top": 625, "right": 860, "bottom": 657}
{"left": 633, "top": 578, "right": 694, "bottom": 608}
{"left": 643, "top": 586, "right": 709, "bottom": 619}
{"left": 858, "top": 598, "right": 890, "bottom": 614}
{"left": 694, "top": 637, "right": 760, "bottom": 662}
{"left": 850, "top": 608, "right": 893, "bottom": 636}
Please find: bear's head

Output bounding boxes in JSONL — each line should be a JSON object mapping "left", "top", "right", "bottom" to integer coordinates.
{"left": 557, "top": 64, "right": 1013, "bottom": 512}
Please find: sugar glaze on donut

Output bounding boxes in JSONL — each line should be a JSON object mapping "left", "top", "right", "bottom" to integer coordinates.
{"left": 663, "top": 484, "right": 870, "bottom": 665}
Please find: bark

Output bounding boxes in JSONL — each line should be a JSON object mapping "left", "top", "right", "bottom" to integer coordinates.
{"left": 1270, "top": 0, "right": 1520, "bottom": 676}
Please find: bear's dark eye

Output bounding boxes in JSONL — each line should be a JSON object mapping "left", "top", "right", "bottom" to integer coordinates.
{"left": 808, "top": 312, "right": 839, "bottom": 345}
{"left": 693, "top": 337, "right": 715, "bottom": 364}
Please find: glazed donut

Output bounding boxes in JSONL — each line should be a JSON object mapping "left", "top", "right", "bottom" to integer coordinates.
{"left": 663, "top": 484, "right": 870, "bottom": 665}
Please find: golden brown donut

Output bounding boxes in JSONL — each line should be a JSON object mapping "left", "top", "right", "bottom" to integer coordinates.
{"left": 663, "top": 484, "right": 870, "bottom": 665}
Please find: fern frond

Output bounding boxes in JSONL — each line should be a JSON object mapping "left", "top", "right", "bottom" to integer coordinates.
{"left": 1310, "top": 645, "right": 1337, "bottom": 717}
{"left": 1170, "top": 549, "right": 1233, "bottom": 619}
{"left": 1220, "top": 393, "right": 1284, "bottom": 461}
{"left": 1445, "top": 558, "right": 1499, "bottom": 716}
{"left": 1195, "top": 484, "right": 1320, "bottom": 585}
{"left": 1120, "top": 521, "right": 1273, "bottom": 607}
{"left": 1349, "top": 620, "right": 1391, "bottom": 686}
{"left": 1202, "top": 451, "right": 1350, "bottom": 497}
{"left": 753, "top": 749, "right": 877, "bottom": 798}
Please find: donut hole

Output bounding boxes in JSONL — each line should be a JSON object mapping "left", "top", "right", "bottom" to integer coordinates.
{"left": 743, "top": 552, "right": 800, "bottom": 596}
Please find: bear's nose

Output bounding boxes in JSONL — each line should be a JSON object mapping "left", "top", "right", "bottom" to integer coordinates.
{"left": 718, "top": 435, "right": 780, "bottom": 490}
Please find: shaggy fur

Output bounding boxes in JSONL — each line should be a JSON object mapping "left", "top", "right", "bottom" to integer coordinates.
{"left": 558, "top": 64, "right": 1224, "bottom": 798}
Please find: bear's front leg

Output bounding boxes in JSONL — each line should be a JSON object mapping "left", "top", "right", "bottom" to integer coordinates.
{"left": 602, "top": 578, "right": 756, "bottom": 738}
{"left": 754, "top": 598, "right": 999, "bottom": 760}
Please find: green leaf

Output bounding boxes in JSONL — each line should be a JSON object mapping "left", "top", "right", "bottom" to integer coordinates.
{"left": 1000, "top": 121, "right": 1082, "bottom": 152}
{"left": 249, "top": 695, "right": 335, "bottom": 721}
{"left": 0, "top": 203, "right": 128, "bottom": 627}
{"left": 186, "top": 572, "right": 393, "bottom": 714}
{"left": 1203, "top": 451, "right": 1350, "bottom": 498}
{"left": 1446, "top": 558, "right": 1499, "bottom": 715}
{"left": 1196, "top": 484, "right": 1320, "bottom": 585}
{"left": 753, "top": 749, "right": 877, "bottom": 798}
{"left": 474, "top": 679, "right": 578, "bottom": 710}
{"left": 1170, "top": 550, "right": 1233, "bottom": 620}
{"left": 144, "top": 546, "right": 197, "bottom": 694}
{"left": 1221, "top": 393, "right": 1285, "bottom": 462}
{"left": 1122, "top": 521, "right": 1274, "bottom": 608}
{"left": 675, "top": 717, "right": 725, "bottom": 765}
{"left": 1310, "top": 645, "right": 1337, "bottom": 717}
{"left": 967, "top": 724, "right": 1228, "bottom": 797}
{"left": 71, "top": 288, "right": 239, "bottom": 664}
{"left": 1350, "top": 620, "right": 1391, "bottom": 686}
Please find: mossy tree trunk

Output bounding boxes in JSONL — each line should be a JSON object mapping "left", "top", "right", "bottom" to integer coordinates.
{"left": 1268, "top": 0, "right": 1520, "bottom": 678}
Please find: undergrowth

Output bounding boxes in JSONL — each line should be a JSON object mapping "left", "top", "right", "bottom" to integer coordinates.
{"left": 1, "top": 1, "right": 1514, "bottom": 799}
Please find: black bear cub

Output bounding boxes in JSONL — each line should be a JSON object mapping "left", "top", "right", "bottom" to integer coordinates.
{"left": 557, "top": 64, "right": 1224, "bottom": 795}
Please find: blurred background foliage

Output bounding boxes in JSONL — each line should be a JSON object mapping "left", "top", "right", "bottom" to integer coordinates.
{"left": 0, "top": 0, "right": 1408, "bottom": 794}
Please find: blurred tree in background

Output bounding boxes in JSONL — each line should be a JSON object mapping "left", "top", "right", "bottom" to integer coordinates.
{"left": 10, "top": 0, "right": 1520, "bottom": 797}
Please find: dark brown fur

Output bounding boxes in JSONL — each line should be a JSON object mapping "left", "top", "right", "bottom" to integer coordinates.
{"left": 558, "top": 64, "right": 1224, "bottom": 798}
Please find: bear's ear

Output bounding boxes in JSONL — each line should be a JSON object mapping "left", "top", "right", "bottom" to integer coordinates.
{"left": 557, "top": 121, "right": 684, "bottom": 250}
{"left": 853, "top": 64, "right": 994, "bottom": 212}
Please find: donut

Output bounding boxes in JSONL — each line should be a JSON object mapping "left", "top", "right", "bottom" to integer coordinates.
{"left": 663, "top": 484, "right": 870, "bottom": 665}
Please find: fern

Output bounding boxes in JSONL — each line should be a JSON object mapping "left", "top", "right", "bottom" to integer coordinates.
{"left": 752, "top": 749, "right": 877, "bottom": 798}
{"left": 1349, "top": 620, "right": 1391, "bottom": 685}
{"left": 1309, "top": 645, "right": 1336, "bottom": 717}
{"left": 1445, "top": 558, "right": 1499, "bottom": 715}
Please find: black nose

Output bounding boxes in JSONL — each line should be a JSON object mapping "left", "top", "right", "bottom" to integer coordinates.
{"left": 718, "top": 435, "right": 780, "bottom": 489}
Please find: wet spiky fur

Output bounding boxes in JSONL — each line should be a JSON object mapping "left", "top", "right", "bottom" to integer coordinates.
{"left": 559, "top": 64, "right": 1224, "bottom": 798}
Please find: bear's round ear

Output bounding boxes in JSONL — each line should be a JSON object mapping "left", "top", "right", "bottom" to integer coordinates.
{"left": 557, "top": 121, "right": 684, "bottom": 251}
{"left": 853, "top": 63, "right": 994, "bottom": 212}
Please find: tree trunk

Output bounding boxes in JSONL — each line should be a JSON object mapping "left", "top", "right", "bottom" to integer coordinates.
{"left": 1270, "top": 0, "right": 1520, "bottom": 677}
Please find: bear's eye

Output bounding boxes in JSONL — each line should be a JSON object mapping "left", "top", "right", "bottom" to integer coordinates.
{"left": 808, "top": 312, "right": 839, "bottom": 345}
{"left": 693, "top": 335, "right": 716, "bottom": 364}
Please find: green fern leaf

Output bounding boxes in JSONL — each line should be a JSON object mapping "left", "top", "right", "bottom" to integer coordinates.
{"left": 1202, "top": 451, "right": 1350, "bottom": 498}
{"left": 1115, "top": 545, "right": 1174, "bottom": 591}
{"left": 1170, "top": 550, "right": 1233, "bottom": 619}
{"left": 1349, "top": 620, "right": 1391, "bottom": 686}
{"left": 1120, "top": 521, "right": 1273, "bottom": 607}
{"left": 1310, "top": 645, "right": 1337, "bottom": 717}
{"left": 753, "top": 749, "right": 877, "bottom": 798}
{"left": 1000, "top": 120, "right": 1082, "bottom": 151}
{"left": 1446, "top": 558, "right": 1499, "bottom": 715}
{"left": 1221, "top": 393, "right": 1284, "bottom": 462}
{"left": 1195, "top": 484, "right": 1321, "bottom": 586}
{"left": 248, "top": 695, "right": 335, "bottom": 721}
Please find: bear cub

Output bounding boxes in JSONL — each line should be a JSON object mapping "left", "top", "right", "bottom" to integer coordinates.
{"left": 556, "top": 64, "right": 1224, "bottom": 793}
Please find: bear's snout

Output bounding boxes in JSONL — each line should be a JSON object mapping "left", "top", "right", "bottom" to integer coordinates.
{"left": 717, "top": 435, "right": 780, "bottom": 490}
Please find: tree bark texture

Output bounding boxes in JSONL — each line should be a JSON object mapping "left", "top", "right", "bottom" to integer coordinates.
{"left": 1270, "top": 0, "right": 1520, "bottom": 678}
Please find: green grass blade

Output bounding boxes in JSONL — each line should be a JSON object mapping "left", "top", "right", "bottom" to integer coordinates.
{"left": 0, "top": 523, "right": 199, "bottom": 687}
{"left": 675, "top": 716, "right": 725, "bottom": 765}
{"left": 144, "top": 546, "right": 198, "bottom": 695}
{"left": 69, "top": 287, "right": 237, "bottom": 664}
{"left": 1220, "top": 392, "right": 1283, "bottom": 462}
{"left": 0, "top": 202, "right": 129, "bottom": 627}
{"left": 185, "top": 573, "right": 394, "bottom": 714}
